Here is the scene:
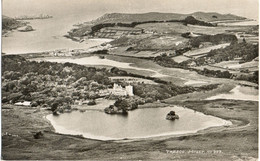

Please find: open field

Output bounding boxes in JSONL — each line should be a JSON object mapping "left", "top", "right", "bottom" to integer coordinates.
{"left": 137, "top": 22, "right": 253, "bottom": 35}
{"left": 132, "top": 35, "right": 188, "bottom": 50}
{"left": 109, "top": 47, "right": 162, "bottom": 58}
{"left": 172, "top": 55, "right": 191, "bottom": 63}
{"left": 103, "top": 54, "right": 258, "bottom": 86}
{"left": 213, "top": 59, "right": 259, "bottom": 72}
{"left": 183, "top": 43, "right": 230, "bottom": 58}
{"left": 193, "top": 65, "right": 240, "bottom": 74}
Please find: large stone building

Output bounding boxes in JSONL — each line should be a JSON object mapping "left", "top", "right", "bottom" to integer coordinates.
{"left": 112, "top": 83, "right": 134, "bottom": 96}
{"left": 99, "top": 83, "right": 134, "bottom": 96}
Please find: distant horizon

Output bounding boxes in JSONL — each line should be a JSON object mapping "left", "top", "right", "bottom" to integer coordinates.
{"left": 3, "top": 0, "right": 259, "bottom": 22}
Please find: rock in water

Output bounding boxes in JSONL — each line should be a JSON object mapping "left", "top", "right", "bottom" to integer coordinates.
{"left": 166, "top": 111, "right": 179, "bottom": 120}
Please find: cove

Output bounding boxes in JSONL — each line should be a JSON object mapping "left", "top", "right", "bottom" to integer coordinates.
{"left": 46, "top": 106, "right": 231, "bottom": 141}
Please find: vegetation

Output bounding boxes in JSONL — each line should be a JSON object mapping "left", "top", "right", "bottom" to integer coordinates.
{"left": 133, "top": 83, "right": 219, "bottom": 102}
{"left": 67, "top": 12, "right": 246, "bottom": 38}
{"left": 2, "top": 15, "right": 27, "bottom": 35}
{"left": 2, "top": 15, "right": 27, "bottom": 30}
{"left": 2, "top": 55, "right": 221, "bottom": 112}
{"left": 235, "top": 71, "right": 258, "bottom": 84}
{"left": 2, "top": 55, "right": 113, "bottom": 110}
{"left": 194, "top": 42, "right": 258, "bottom": 65}
{"left": 154, "top": 54, "right": 188, "bottom": 69}
{"left": 153, "top": 41, "right": 258, "bottom": 84}
{"left": 183, "top": 16, "right": 215, "bottom": 26}
{"left": 189, "top": 34, "right": 237, "bottom": 48}
{"left": 194, "top": 68, "right": 233, "bottom": 79}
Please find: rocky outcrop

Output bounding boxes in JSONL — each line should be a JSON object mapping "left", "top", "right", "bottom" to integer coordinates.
{"left": 166, "top": 111, "right": 179, "bottom": 120}
{"left": 104, "top": 105, "right": 128, "bottom": 115}
{"left": 25, "top": 25, "right": 33, "bottom": 31}
{"left": 183, "top": 16, "right": 216, "bottom": 27}
{"left": 87, "top": 100, "right": 96, "bottom": 105}
{"left": 19, "top": 25, "right": 34, "bottom": 32}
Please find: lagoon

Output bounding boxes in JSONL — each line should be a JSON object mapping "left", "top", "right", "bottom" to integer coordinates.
{"left": 46, "top": 106, "right": 231, "bottom": 140}
{"left": 206, "top": 85, "right": 258, "bottom": 101}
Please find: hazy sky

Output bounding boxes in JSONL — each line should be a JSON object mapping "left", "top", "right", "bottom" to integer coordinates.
{"left": 3, "top": 0, "right": 259, "bottom": 21}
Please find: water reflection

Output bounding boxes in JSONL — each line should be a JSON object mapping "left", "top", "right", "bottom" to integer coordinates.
{"left": 47, "top": 106, "right": 231, "bottom": 140}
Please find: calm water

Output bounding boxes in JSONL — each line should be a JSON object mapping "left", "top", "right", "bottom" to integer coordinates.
{"left": 36, "top": 56, "right": 167, "bottom": 77}
{"left": 206, "top": 85, "right": 258, "bottom": 101}
{"left": 2, "top": 17, "right": 110, "bottom": 54}
{"left": 46, "top": 106, "right": 231, "bottom": 140}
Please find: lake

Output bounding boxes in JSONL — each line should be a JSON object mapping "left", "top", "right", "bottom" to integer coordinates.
{"left": 46, "top": 106, "right": 231, "bottom": 140}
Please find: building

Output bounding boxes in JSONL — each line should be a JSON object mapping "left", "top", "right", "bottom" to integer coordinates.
{"left": 111, "top": 83, "right": 134, "bottom": 96}
{"left": 125, "top": 85, "right": 134, "bottom": 96}
{"left": 99, "top": 83, "right": 134, "bottom": 96}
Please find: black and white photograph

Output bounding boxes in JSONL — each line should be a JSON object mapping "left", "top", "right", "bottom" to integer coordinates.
{"left": 1, "top": 0, "right": 259, "bottom": 160}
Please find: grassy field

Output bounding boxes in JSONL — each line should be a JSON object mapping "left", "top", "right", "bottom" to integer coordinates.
{"left": 137, "top": 22, "right": 252, "bottom": 35}
{"left": 213, "top": 59, "right": 259, "bottom": 72}
{"left": 100, "top": 54, "right": 256, "bottom": 86}
{"left": 172, "top": 55, "right": 191, "bottom": 63}
{"left": 183, "top": 43, "right": 230, "bottom": 57}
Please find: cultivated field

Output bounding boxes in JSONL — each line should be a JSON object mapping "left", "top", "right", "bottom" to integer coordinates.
{"left": 172, "top": 55, "right": 191, "bottom": 63}
{"left": 183, "top": 43, "right": 230, "bottom": 58}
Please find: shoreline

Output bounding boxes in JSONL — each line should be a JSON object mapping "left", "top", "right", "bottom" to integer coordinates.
{"left": 45, "top": 104, "right": 233, "bottom": 141}
{"left": 2, "top": 90, "right": 258, "bottom": 160}
{"left": 2, "top": 46, "right": 258, "bottom": 160}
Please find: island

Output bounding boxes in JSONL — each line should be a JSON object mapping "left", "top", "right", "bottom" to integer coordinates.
{"left": 166, "top": 111, "right": 179, "bottom": 120}
{"left": 18, "top": 25, "right": 34, "bottom": 32}
{"left": 14, "top": 14, "right": 53, "bottom": 20}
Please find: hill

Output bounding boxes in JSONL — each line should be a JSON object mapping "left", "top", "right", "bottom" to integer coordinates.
{"left": 92, "top": 12, "right": 246, "bottom": 24}
{"left": 67, "top": 11, "right": 247, "bottom": 38}
{"left": 2, "top": 15, "right": 26, "bottom": 30}
{"left": 190, "top": 12, "right": 247, "bottom": 22}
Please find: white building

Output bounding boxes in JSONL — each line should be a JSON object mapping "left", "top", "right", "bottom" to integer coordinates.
{"left": 125, "top": 85, "right": 134, "bottom": 96}
{"left": 112, "top": 83, "right": 134, "bottom": 96}
{"left": 99, "top": 83, "right": 134, "bottom": 96}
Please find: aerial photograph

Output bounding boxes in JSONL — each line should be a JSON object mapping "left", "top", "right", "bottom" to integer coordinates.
{"left": 1, "top": 0, "right": 259, "bottom": 160}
